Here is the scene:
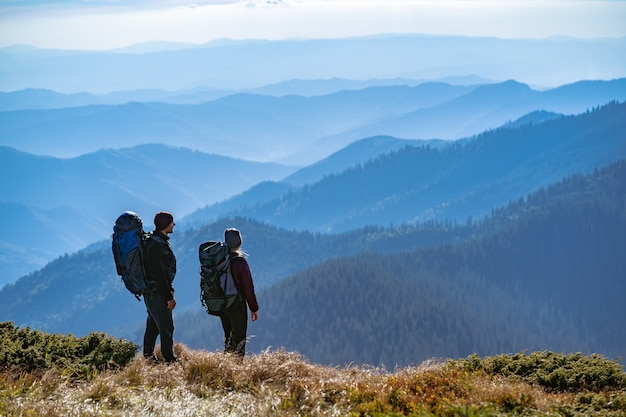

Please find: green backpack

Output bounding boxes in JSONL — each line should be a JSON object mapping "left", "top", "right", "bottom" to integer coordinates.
{"left": 199, "top": 241, "right": 241, "bottom": 316}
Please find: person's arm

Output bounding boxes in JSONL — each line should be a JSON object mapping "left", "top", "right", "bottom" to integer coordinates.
{"left": 161, "top": 242, "right": 176, "bottom": 301}
{"left": 231, "top": 257, "right": 259, "bottom": 313}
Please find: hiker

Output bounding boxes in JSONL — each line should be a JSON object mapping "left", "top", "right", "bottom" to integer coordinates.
{"left": 221, "top": 228, "right": 259, "bottom": 357}
{"left": 142, "top": 211, "right": 178, "bottom": 363}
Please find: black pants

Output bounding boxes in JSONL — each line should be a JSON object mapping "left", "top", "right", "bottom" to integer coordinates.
{"left": 220, "top": 298, "right": 248, "bottom": 356}
{"left": 143, "top": 291, "right": 176, "bottom": 362}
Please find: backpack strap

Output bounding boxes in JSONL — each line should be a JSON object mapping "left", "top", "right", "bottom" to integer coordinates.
{"left": 148, "top": 233, "right": 166, "bottom": 244}
{"left": 227, "top": 251, "right": 244, "bottom": 292}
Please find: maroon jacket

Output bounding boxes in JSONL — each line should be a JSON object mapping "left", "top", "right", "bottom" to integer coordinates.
{"left": 230, "top": 255, "right": 259, "bottom": 313}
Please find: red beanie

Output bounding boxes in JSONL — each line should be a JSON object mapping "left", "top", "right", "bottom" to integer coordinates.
{"left": 154, "top": 211, "right": 174, "bottom": 231}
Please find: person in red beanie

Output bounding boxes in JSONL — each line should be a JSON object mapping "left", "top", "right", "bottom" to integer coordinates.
{"left": 142, "top": 211, "right": 178, "bottom": 364}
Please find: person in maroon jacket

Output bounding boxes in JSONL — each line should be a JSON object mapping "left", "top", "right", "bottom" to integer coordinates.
{"left": 221, "top": 227, "right": 259, "bottom": 357}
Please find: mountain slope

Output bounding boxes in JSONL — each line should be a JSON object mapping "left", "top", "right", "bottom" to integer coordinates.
{"left": 178, "top": 159, "right": 626, "bottom": 367}
{"left": 187, "top": 101, "right": 626, "bottom": 232}
{"left": 0, "top": 202, "right": 104, "bottom": 287}
{"left": 0, "top": 145, "right": 296, "bottom": 284}
{"left": 282, "top": 136, "right": 449, "bottom": 186}
{"left": 0, "top": 144, "right": 296, "bottom": 215}
{"left": 181, "top": 136, "right": 448, "bottom": 230}
{"left": 0, "top": 214, "right": 478, "bottom": 340}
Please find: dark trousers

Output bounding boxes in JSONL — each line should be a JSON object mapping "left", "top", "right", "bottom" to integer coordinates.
{"left": 143, "top": 291, "right": 176, "bottom": 362}
{"left": 220, "top": 298, "right": 248, "bottom": 356}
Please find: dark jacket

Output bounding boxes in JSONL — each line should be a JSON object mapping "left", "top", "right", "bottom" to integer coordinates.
{"left": 143, "top": 231, "right": 176, "bottom": 300}
{"left": 230, "top": 254, "right": 259, "bottom": 313}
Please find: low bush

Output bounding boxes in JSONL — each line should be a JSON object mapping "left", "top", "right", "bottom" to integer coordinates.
{"left": 0, "top": 321, "right": 137, "bottom": 378}
{"left": 449, "top": 350, "right": 626, "bottom": 392}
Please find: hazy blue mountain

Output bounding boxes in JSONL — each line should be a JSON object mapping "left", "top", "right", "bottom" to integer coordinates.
{"left": 1, "top": 35, "right": 624, "bottom": 93}
{"left": 0, "top": 77, "right": 496, "bottom": 111}
{"left": 0, "top": 144, "right": 296, "bottom": 217}
{"left": 235, "top": 75, "right": 495, "bottom": 98}
{"left": 0, "top": 202, "right": 104, "bottom": 288}
{"left": 181, "top": 136, "right": 449, "bottom": 230}
{"left": 0, "top": 88, "right": 181, "bottom": 111}
{"left": 0, "top": 86, "right": 241, "bottom": 110}
{"left": 247, "top": 78, "right": 421, "bottom": 98}
{"left": 2, "top": 80, "right": 624, "bottom": 165}
{"left": 180, "top": 182, "right": 295, "bottom": 232}
{"left": 503, "top": 110, "right": 563, "bottom": 128}
{"left": 186, "top": 101, "right": 626, "bottom": 232}
{"left": 324, "top": 79, "right": 626, "bottom": 145}
{"left": 349, "top": 80, "right": 538, "bottom": 140}
{"left": 0, "top": 82, "right": 475, "bottom": 162}
{"left": 282, "top": 136, "right": 449, "bottom": 186}
{"left": 0, "top": 145, "right": 296, "bottom": 284}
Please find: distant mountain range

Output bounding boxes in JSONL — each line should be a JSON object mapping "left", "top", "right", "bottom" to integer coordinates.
{"left": 183, "top": 101, "right": 626, "bottom": 232}
{"left": 0, "top": 76, "right": 494, "bottom": 111}
{"left": 2, "top": 79, "right": 625, "bottom": 164}
{"left": 1, "top": 92, "right": 625, "bottom": 285}
{"left": 1, "top": 35, "right": 625, "bottom": 92}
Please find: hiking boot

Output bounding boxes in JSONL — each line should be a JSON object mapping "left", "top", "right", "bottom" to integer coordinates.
{"left": 144, "top": 354, "right": 159, "bottom": 364}
{"left": 165, "top": 357, "right": 179, "bottom": 365}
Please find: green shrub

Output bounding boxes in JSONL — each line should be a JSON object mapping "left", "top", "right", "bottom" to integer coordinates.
{"left": 449, "top": 351, "right": 626, "bottom": 392}
{"left": 0, "top": 322, "right": 137, "bottom": 378}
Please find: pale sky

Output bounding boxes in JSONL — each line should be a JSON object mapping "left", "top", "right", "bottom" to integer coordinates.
{"left": 1, "top": 0, "right": 625, "bottom": 50}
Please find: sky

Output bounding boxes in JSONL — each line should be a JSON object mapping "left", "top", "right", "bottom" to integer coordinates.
{"left": 1, "top": 0, "right": 625, "bottom": 50}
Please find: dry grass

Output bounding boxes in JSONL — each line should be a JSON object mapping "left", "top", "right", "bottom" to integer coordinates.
{"left": 2, "top": 344, "right": 625, "bottom": 417}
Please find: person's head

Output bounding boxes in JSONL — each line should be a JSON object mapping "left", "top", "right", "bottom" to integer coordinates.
{"left": 224, "top": 227, "right": 242, "bottom": 249}
{"left": 154, "top": 211, "right": 175, "bottom": 234}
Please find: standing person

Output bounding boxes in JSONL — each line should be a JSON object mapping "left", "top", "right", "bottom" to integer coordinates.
{"left": 142, "top": 211, "right": 178, "bottom": 364}
{"left": 221, "top": 228, "right": 259, "bottom": 357}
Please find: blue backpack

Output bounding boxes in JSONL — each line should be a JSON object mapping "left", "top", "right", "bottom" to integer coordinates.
{"left": 112, "top": 211, "right": 149, "bottom": 300}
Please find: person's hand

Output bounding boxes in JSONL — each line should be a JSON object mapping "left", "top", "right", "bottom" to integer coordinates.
{"left": 167, "top": 299, "right": 177, "bottom": 310}
{"left": 251, "top": 311, "right": 258, "bottom": 322}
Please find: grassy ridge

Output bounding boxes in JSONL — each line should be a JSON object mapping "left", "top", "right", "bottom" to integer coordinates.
{"left": 1, "top": 322, "right": 625, "bottom": 417}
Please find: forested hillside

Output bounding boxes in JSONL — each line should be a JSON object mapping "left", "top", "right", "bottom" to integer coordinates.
{"left": 176, "top": 159, "right": 626, "bottom": 367}
{"left": 187, "top": 101, "right": 626, "bottom": 231}
{"left": 0, "top": 216, "right": 475, "bottom": 341}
